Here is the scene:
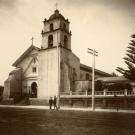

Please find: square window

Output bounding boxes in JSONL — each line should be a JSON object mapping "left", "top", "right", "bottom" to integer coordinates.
{"left": 32, "top": 67, "right": 37, "bottom": 73}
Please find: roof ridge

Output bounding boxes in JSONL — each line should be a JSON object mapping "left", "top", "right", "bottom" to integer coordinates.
{"left": 12, "top": 45, "right": 40, "bottom": 67}
{"left": 80, "top": 63, "right": 111, "bottom": 76}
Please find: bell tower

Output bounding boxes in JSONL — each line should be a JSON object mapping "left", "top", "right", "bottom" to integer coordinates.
{"left": 41, "top": 9, "right": 72, "bottom": 50}
{"left": 38, "top": 10, "right": 80, "bottom": 99}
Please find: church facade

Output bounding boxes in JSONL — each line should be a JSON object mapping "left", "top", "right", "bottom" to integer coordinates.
{"left": 3, "top": 10, "right": 111, "bottom": 103}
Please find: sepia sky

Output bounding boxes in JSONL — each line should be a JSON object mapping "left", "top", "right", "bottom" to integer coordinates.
{"left": 0, "top": 0, "right": 135, "bottom": 85}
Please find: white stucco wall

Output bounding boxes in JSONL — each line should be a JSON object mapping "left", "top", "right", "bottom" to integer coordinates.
{"left": 42, "top": 31, "right": 61, "bottom": 49}
{"left": 16, "top": 49, "right": 38, "bottom": 95}
{"left": 38, "top": 48, "right": 58, "bottom": 98}
{"left": 43, "top": 19, "right": 69, "bottom": 33}
{"left": 42, "top": 18, "right": 71, "bottom": 50}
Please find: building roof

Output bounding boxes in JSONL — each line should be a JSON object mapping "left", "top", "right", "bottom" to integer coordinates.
{"left": 49, "top": 10, "right": 65, "bottom": 20}
{"left": 80, "top": 63, "right": 111, "bottom": 77}
{"left": 96, "top": 76, "right": 129, "bottom": 83}
{"left": 12, "top": 45, "right": 40, "bottom": 67}
{"left": 43, "top": 10, "right": 69, "bottom": 23}
{"left": 9, "top": 68, "right": 21, "bottom": 75}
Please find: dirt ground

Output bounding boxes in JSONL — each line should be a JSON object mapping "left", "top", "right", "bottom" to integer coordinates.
{"left": 0, "top": 107, "right": 135, "bottom": 135}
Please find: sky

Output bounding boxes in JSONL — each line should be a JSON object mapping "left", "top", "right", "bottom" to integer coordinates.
{"left": 0, "top": 0, "right": 135, "bottom": 85}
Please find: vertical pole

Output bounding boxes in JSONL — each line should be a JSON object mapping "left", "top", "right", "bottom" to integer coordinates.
{"left": 88, "top": 48, "right": 98, "bottom": 111}
{"left": 57, "top": 32, "right": 60, "bottom": 109}
{"left": 92, "top": 51, "right": 95, "bottom": 111}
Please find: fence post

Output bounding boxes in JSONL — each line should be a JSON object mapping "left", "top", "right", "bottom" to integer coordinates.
{"left": 86, "top": 90, "right": 88, "bottom": 96}
{"left": 104, "top": 89, "right": 106, "bottom": 96}
{"left": 70, "top": 91, "right": 72, "bottom": 96}
{"left": 124, "top": 89, "right": 127, "bottom": 96}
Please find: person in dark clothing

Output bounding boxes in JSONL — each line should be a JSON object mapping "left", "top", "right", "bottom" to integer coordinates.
{"left": 53, "top": 96, "right": 57, "bottom": 109}
{"left": 49, "top": 97, "right": 53, "bottom": 109}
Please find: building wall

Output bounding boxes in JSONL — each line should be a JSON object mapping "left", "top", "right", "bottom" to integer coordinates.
{"left": 80, "top": 70, "right": 103, "bottom": 80}
{"left": 44, "top": 19, "right": 60, "bottom": 32}
{"left": 42, "top": 30, "right": 61, "bottom": 49}
{"left": 3, "top": 69, "right": 22, "bottom": 99}
{"left": 3, "top": 77, "right": 11, "bottom": 99}
{"left": 60, "top": 48, "right": 80, "bottom": 92}
{"left": 17, "top": 50, "right": 38, "bottom": 72}
{"left": 22, "top": 78, "right": 37, "bottom": 95}
{"left": 43, "top": 19, "right": 69, "bottom": 32}
{"left": 38, "top": 46, "right": 80, "bottom": 98}
{"left": 60, "top": 31, "right": 71, "bottom": 50}
{"left": 17, "top": 50, "right": 38, "bottom": 95}
{"left": 80, "top": 70, "right": 92, "bottom": 80}
{"left": 38, "top": 48, "right": 58, "bottom": 98}
{"left": 42, "top": 30, "right": 71, "bottom": 50}
{"left": 42, "top": 19, "right": 70, "bottom": 49}
{"left": 74, "top": 81, "right": 92, "bottom": 92}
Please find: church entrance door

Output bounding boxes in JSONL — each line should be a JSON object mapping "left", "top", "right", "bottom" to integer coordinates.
{"left": 31, "top": 82, "right": 37, "bottom": 98}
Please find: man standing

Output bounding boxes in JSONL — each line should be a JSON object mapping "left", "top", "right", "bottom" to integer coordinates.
{"left": 53, "top": 96, "right": 57, "bottom": 109}
{"left": 49, "top": 97, "right": 53, "bottom": 109}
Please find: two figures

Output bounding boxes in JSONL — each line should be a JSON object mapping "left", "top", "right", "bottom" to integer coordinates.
{"left": 49, "top": 96, "right": 57, "bottom": 109}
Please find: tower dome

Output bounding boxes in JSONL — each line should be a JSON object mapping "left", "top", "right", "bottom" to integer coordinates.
{"left": 49, "top": 9, "right": 65, "bottom": 20}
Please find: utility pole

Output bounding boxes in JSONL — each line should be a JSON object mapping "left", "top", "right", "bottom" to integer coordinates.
{"left": 57, "top": 32, "right": 60, "bottom": 109}
{"left": 88, "top": 48, "right": 98, "bottom": 111}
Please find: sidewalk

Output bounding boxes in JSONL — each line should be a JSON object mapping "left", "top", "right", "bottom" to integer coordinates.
{"left": 0, "top": 104, "right": 135, "bottom": 113}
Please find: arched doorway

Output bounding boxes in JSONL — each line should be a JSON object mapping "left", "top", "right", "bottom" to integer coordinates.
{"left": 50, "top": 23, "right": 54, "bottom": 31}
{"left": 31, "top": 82, "right": 37, "bottom": 98}
{"left": 48, "top": 35, "right": 53, "bottom": 48}
{"left": 63, "top": 23, "right": 66, "bottom": 30}
{"left": 64, "top": 35, "right": 68, "bottom": 48}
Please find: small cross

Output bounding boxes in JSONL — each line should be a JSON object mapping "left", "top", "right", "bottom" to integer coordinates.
{"left": 55, "top": 2, "right": 58, "bottom": 10}
{"left": 31, "top": 37, "right": 34, "bottom": 45}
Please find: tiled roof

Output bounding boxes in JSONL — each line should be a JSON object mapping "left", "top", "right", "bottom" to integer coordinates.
{"left": 96, "top": 76, "right": 129, "bottom": 83}
{"left": 9, "top": 68, "right": 21, "bottom": 75}
{"left": 80, "top": 63, "right": 111, "bottom": 77}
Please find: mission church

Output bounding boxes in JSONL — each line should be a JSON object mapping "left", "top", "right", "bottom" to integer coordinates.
{"left": 3, "top": 9, "right": 111, "bottom": 104}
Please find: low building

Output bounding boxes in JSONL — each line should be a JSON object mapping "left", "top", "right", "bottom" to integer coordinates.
{"left": 96, "top": 76, "right": 135, "bottom": 92}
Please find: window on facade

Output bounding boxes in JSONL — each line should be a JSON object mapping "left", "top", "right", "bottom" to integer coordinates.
{"left": 64, "top": 35, "right": 68, "bottom": 48}
{"left": 48, "top": 35, "right": 53, "bottom": 48}
{"left": 63, "top": 23, "right": 66, "bottom": 30}
{"left": 86, "top": 73, "right": 89, "bottom": 80}
{"left": 32, "top": 67, "right": 37, "bottom": 73}
{"left": 50, "top": 23, "right": 53, "bottom": 31}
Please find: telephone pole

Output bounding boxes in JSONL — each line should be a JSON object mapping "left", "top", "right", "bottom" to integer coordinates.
{"left": 57, "top": 32, "right": 60, "bottom": 109}
{"left": 88, "top": 48, "right": 98, "bottom": 111}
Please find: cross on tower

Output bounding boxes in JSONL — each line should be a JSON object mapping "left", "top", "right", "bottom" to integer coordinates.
{"left": 55, "top": 2, "right": 58, "bottom": 10}
{"left": 31, "top": 37, "right": 34, "bottom": 45}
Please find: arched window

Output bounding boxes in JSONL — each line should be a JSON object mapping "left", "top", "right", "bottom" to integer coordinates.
{"left": 63, "top": 23, "right": 66, "bottom": 30}
{"left": 48, "top": 35, "right": 53, "bottom": 48}
{"left": 64, "top": 35, "right": 68, "bottom": 48}
{"left": 50, "top": 23, "right": 53, "bottom": 31}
